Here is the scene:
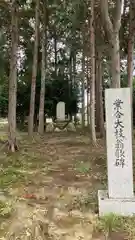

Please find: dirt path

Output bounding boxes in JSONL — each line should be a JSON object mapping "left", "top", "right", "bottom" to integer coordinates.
{"left": 0, "top": 133, "right": 132, "bottom": 239}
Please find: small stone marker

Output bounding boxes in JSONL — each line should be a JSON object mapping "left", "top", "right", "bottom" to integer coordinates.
{"left": 98, "top": 88, "right": 135, "bottom": 216}
{"left": 56, "top": 101, "right": 65, "bottom": 121}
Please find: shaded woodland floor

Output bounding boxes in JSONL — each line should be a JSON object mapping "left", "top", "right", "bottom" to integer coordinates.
{"left": 0, "top": 122, "right": 135, "bottom": 239}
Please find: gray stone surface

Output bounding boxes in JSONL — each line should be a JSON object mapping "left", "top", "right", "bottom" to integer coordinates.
{"left": 54, "top": 127, "right": 61, "bottom": 132}
{"left": 98, "top": 190, "right": 135, "bottom": 217}
{"left": 56, "top": 102, "right": 65, "bottom": 121}
{"left": 105, "top": 88, "right": 133, "bottom": 199}
{"left": 46, "top": 123, "right": 54, "bottom": 132}
{"left": 98, "top": 88, "right": 135, "bottom": 217}
{"left": 67, "top": 122, "right": 76, "bottom": 132}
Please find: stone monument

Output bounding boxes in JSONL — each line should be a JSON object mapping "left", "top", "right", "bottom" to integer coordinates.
{"left": 56, "top": 101, "right": 65, "bottom": 121}
{"left": 98, "top": 88, "right": 135, "bottom": 216}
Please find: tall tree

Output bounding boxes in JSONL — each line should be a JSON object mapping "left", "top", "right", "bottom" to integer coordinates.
{"left": 89, "top": 0, "right": 97, "bottom": 144}
{"left": 127, "top": 0, "right": 135, "bottom": 90}
{"left": 100, "top": 0, "right": 123, "bottom": 88}
{"left": 81, "top": 48, "right": 85, "bottom": 128}
{"left": 54, "top": 32, "right": 57, "bottom": 77}
{"left": 28, "top": 0, "right": 40, "bottom": 136}
{"left": 38, "top": 2, "right": 47, "bottom": 135}
{"left": 8, "top": 0, "right": 18, "bottom": 152}
{"left": 95, "top": 50, "right": 104, "bottom": 137}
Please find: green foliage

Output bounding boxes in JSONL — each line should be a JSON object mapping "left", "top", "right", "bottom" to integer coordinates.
{"left": 74, "top": 161, "right": 91, "bottom": 174}
{"left": 96, "top": 214, "right": 123, "bottom": 238}
{"left": 0, "top": 0, "right": 81, "bottom": 122}
{"left": 0, "top": 166, "right": 26, "bottom": 189}
{"left": 0, "top": 0, "right": 134, "bottom": 127}
{"left": 17, "top": 75, "right": 79, "bottom": 122}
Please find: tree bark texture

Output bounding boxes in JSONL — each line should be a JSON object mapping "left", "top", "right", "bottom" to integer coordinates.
{"left": 28, "top": 0, "right": 39, "bottom": 136}
{"left": 86, "top": 56, "right": 90, "bottom": 126}
{"left": 8, "top": 0, "right": 18, "bottom": 152}
{"left": 54, "top": 33, "right": 57, "bottom": 76}
{"left": 96, "top": 51, "right": 105, "bottom": 137}
{"left": 100, "top": 0, "right": 122, "bottom": 88}
{"left": 127, "top": 0, "right": 135, "bottom": 89}
{"left": 81, "top": 49, "right": 85, "bottom": 127}
{"left": 38, "top": 5, "right": 47, "bottom": 135}
{"left": 89, "top": 0, "right": 97, "bottom": 143}
{"left": 111, "top": 34, "right": 121, "bottom": 88}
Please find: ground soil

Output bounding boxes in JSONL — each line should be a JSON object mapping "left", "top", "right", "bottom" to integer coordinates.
{"left": 0, "top": 131, "right": 133, "bottom": 239}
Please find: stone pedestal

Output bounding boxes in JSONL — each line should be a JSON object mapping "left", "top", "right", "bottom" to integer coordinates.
{"left": 98, "top": 190, "right": 135, "bottom": 217}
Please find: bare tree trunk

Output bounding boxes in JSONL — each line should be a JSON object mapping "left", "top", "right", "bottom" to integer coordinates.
{"left": 28, "top": 0, "right": 39, "bottom": 136}
{"left": 120, "top": 0, "right": 128, "bottom": 56}
{"left": 8, "top": 0, "right": 18, "bottom": 152}
{"left": 81, "top": 49, "right": 85, "bottom": 127}
{"left": 69, "top": 50, "right": 73, "bottom": 120}
{"left": 72, "top": 52, "right": 76, "bottom": 86}
{"left": 95, "top": 50, "right": 105, "bottom": 137}
{"left": 54, "top": 33, "right": 57, "bottom": 76}
{"left": 69, "top": 51, "right": 72, "bottom": 85}
{"left": 127, "top": 0, "right": 135, "bottom": 129}
{"left": 38, "top": 5, "right": 47, "bottom": 135}
{"left": 111, "top": 35, "right": 121, "bottom": 88}
{"left": 87, "top": 89, "right": 90, "bottom": 126}
{"left": 95, "top": 52, "right": 100, "bottom": 133}
{"left": 90, "top": 0, "right": 96, "bottom": 144}
{"left": 98, "top": 51, "right": 105, "bottom": 137}
{"left": 127, "top": 0, "right": 135, "bottom": 89}
{"left": 100, "top": 0, "right": 122, "bottom": 88}
{"left": 86, "top": 56, "right": 90, "bottom": 126}
{"left": 127, "top": 39, "right": 134, "bottom": 90}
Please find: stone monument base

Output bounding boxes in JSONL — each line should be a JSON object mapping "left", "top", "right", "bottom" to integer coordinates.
{"left": 98, "top": 190, "right": 135, "bottom": 217}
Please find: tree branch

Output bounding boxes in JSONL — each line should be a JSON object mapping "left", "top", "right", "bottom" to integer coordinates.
{"left": 100, "top": 0, "right": 113, "bottom": 40}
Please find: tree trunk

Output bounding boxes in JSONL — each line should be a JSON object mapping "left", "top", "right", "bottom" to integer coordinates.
{"left": 72, "top": 52, "right": 76, "bottom": 86}
{"left": 98, "top": 51, "right": 105, "bottom": 137}
{"left": 69, "top": 50, "right": 73, "bottom": 119}
{"left": 38, "top": 6, "right": 47, "bottom": 135}
{"left": 28, "top": 0, "right": 39, "bottom": 136}
{"left": 81, "top": 49, "right": 85, "bottom": 127}
{"left": 95, "top": 51, "right": 105, "bottom": 137}
{"left": 95, "top": 52, "right": 100, "bottom": 133}
{"left": 8, "top": 0, "right": 18, "bottom": 152}
{"left": 54, "top": 33, "right": 57, "bottom": 76}
{"left": 69, "top": 50, "right": 72, "bottom": 97}
{"left": 100, "top": 0, "right": 122, "bottom": 88}
{"left": 127, "top": 0, "right": 135, "bottom": 129}
{"left": 127, "top": 37, "right": 134, "bottom": 90}
{"left": 86, "top": 56, "right": 90, "bottom": 126}
{"left": 89, "top": 0, "right": 97, "bottom": 144}
{"left": 127, "top": 0, "right": 135, "bottom": 89}
{"left": 111, "top": 35, "right": 121, "bottom": 88}
{"left": 87, "top": 89, "right": 90, "bottom": 126}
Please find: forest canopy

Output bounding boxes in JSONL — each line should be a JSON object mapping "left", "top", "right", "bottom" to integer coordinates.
{"left": 0, "top": 0, "right": 135, "bottom": 150}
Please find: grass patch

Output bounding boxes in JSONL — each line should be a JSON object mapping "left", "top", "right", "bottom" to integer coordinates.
{"left": 0, "top": 150, "right": 47, "bottom": 170}
{"left": 0, "top": 166, "right": 26, "bottom": 189}
{"left": 0, "top": 200, "right": 13, "bottom": 218}
{"left": 95, "top": 213, "right": 124, "bottom": 239}
{"left": 69, "top": 192, "right": 98, "bottom": 213}
{"left": 74, "top": 161, "right": 91, "bottom": 174}
{"left": 123, "top": 217, "right": 135, "bottom": 239}
{"left": 94, "top": 214, "right": 135, "bottom": 239}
